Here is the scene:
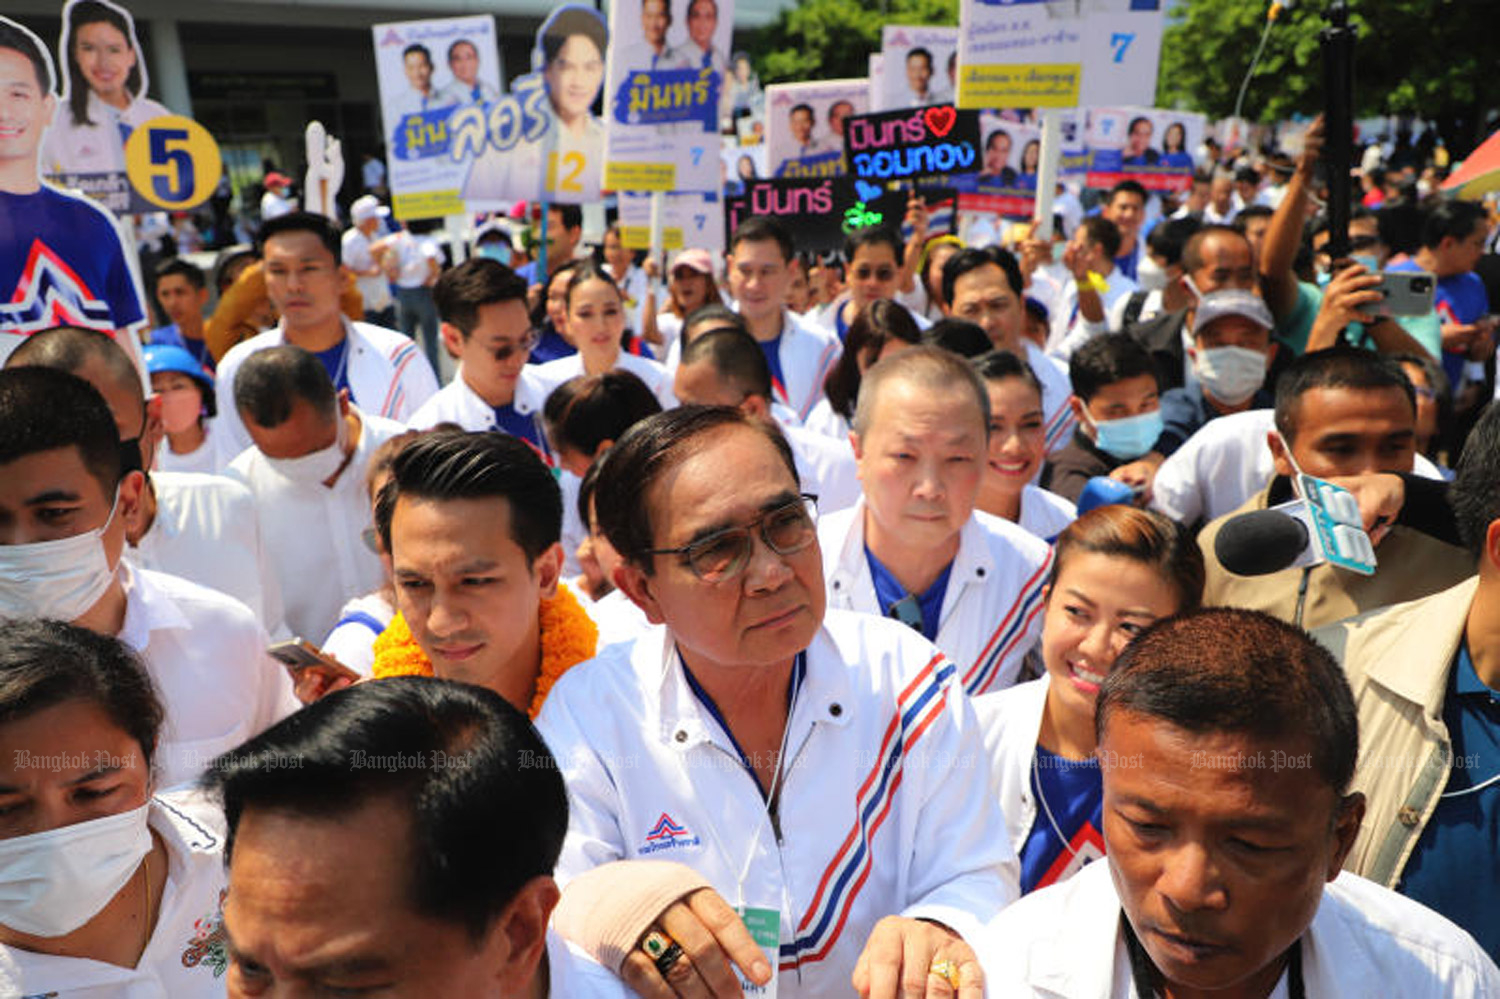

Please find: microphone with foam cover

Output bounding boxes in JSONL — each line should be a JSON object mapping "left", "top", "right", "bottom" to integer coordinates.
{"left": 1214, "top": 509, "right": 1310, "bottom": 577}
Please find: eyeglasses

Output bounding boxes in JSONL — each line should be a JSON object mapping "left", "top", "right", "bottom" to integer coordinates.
{"left": 490, "top": 328, "right": 541, "bottom": 361}
{"left": 642, "top": 494, "right": 818, "bottom": 583}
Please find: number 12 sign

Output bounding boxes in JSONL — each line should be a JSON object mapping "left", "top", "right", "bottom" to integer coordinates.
{"left": 124, "top": 116, "right": 224, "bottom": 211}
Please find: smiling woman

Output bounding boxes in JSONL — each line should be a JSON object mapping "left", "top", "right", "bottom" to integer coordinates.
{"left": 41, "top": 0, "right": 171, "bottom": 180}
{"left": 0, "top": 618, "right": 232, "bottom": 995}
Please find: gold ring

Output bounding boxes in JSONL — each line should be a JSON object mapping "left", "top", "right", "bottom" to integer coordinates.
{"left": 929, "top": 958, "right": 962, "bottom": 988}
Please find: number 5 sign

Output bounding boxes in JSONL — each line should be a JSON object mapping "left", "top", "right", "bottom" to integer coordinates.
{"left": 124, "top": 116, "right": 224, "bottom": 211}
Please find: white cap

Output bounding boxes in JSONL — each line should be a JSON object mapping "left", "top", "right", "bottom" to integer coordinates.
{"left": 1192, "top": 289, "right": 1274, "bottom": 337}
{"left": 351, "top": 195, "right": 390, "bottom": 224}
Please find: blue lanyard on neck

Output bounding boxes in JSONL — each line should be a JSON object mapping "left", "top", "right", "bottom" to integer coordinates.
{"left": 681, "top": 650, "right": 806, "bottom": 789}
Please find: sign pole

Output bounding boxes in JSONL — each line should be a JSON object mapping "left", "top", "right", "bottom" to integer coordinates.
{"left": 1033, "top": 109, "right": 1062, "bottom": 240}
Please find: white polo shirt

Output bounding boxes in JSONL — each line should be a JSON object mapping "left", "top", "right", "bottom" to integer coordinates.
{"left": 126, "top": 471, "right": 288, "bottom": 639}
{"left": 117, "top": 566, "right": 297, "bottom": 789}
{"left": 227, "top": 409, "right": 407, "bottom": 642}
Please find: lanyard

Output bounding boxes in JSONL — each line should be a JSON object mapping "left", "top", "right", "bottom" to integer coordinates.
{"left": 1123, "top": 916, "right": 1304, "bottom": 999}
{"left": 681, "top": 649, "right": 806, "bottom": 905}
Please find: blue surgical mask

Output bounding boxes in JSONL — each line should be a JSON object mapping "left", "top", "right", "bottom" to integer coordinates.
{"left": 477, "top": 242, "right": 512, "bottom": 266}
{"left": 1090, "top": 409, "right": 1164, "bottom": 461}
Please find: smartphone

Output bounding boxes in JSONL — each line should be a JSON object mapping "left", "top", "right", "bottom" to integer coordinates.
{"left": 267, "top": 639, "right": 360, "bottom": 684}
{"left": 1371, "top": 270, "right": 1436, "bottom": 318}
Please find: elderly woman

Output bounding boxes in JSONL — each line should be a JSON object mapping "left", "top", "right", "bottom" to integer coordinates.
{"left": 0, "top": 618, "right": 229, "bottom": 995}
{"left": 537, "top": 405, "right": 1016, "bottom": 999}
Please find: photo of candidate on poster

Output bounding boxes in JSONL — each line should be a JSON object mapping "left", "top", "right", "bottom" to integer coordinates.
{"left": 958, "top": 113, "right": 1041, "bottom": 220}
{"left": 721, "top": 141, "right": 766, "bottom": 196}
{"left": 879, "top": 25, "right": 957, "bottom": 112}
{"left": 39, "top": 0, "right": 168, "bottom": 213}
{"left": 373, "top": 14, "right": 501, "bottom": 218}
{"left": 764, "top": 79, "right": 866, "bottom": 180}
{"left": 460, "top": 5, "right": 608, "bottom": 207}
{"left": 603, "top": 0, "right": 731, "bottom": 194}
{"left": 1086, "top": 106, "right": 1203, "bottom": 193}
{"left": 1, "top": 14, "right": 147, "bottom": 367}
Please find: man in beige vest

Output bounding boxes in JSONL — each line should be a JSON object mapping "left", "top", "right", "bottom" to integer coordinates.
{"left": 1314, "top": 401, "right": 1500, "bottom": 960}
{"left": 1198, "top": 347, "right": 1472, "bottom": 629}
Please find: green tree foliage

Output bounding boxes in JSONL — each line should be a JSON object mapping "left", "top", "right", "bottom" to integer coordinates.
{"left": 752, "top": 0, "right": 958, "bottom": 84}
{"left": 1157, "top": 0, "right": 1498, "bottom": 147}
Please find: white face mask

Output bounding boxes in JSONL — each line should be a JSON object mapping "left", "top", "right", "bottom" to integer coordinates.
{"left": 0, "top": 802, "right": 152, "bottom": 937}
{"left": 0, "top": 491, "right": 120, "bottom": 621}
{"left": 1194, "top": 346, "right": 1267, "bottom": 406}
{"left": 1136, "top": 253, "right": 1168, "bottom": 293}
{"left": 265, "top": 420, "right": 348, "bottom": 487}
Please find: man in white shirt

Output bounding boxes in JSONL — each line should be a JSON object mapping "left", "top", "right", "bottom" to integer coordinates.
{"left": 209, "top": 678, "right": 631, "bottom": 998}
{"left": 227, "top": 345, "right": 406, "bottom": 641}
{"left": 902, "top": 47, "right": 941, "bottom": 106}
{"left": 726, "top": 217, "right": 841, "bottom": 422}
{"left": 0, "top": 367, "right": 295, "bottom": 788}
{"left": 342, "top": 194, "right": 395, "bottom": 326}
{"left": 672, "top": 326, "right": 861, "bottom": 512}
{"left": 941, "top": 246, "right": 1075, "bottom": 455}
{"left": 978, "top": 608, "right": 1500, "bottom": 996}
{"left": 408, "top": 257, "right": 551, "bottom": 455}
{"left": 383, "top": 222, "right": 446, "bottom": 381}
{"left": 215, "top": 212, "right": 438, "bottom": 455}
{"left": 437, "top": 38, "right": 500, "bottom": 105}
{"left": 6, "top": 326, "right": 287, "bottom": 637}
{"left": 666, "top": 0, "right": 727, "bottom": 77}
{"left": 1047, "top": 215, "right": 1139, "bottom": 360}
{"left": 393, "top": 42, "right": 459, "bottom": 120}
{"left": 536, "top": 405, "right": 1015, "bottom": 999}
{"left": 819, "top": 347, "right": 1051, "bottom": 695}
{"left": 259, "top": 172, "right": 295, "bottom": 221}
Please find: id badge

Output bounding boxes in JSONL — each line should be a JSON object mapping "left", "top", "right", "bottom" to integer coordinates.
{"left": 736, "top": 906, "right": 780, "bottom": 999}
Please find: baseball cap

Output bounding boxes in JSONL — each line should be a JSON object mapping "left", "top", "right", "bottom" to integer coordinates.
{"left": 351, "top": 194, "right": 390, "bottom": 224}
{"left": 1192, "top": 289, "right": 1274, "bottom": 337}
{"left": 671, "top": 248, "right": 715, "bottom": 275}
{"left": 264, "top": 172, "right": 293, "bottom": 189}
{"left": 143, "top": 344, "right": 214, "bottom": 389}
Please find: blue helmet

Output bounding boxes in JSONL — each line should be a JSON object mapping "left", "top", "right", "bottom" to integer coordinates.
{"left": 143, "top": 345, "right": 214, "bottom": 392}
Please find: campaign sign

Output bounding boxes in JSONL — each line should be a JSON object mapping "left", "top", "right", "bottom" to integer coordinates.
{"left": 372, "top": 15, "right": 504, "bottom": 217}
{"left": 1085, "top": 106, "right": 1203, "bottom": 193}
{"left": 956, "top": 0, "right": 1164, "bottom": 111}
{"left": 724, "top": 178, "right": 859, "bottom": 253}
{"left": 603, "top": 0, "right": 732, "bottom": 193}
{"left": 764, "top": 79, "right": 868, "bottom": 180}
{"left": 844, "top": 105, "right": 982, "bottom": 186}
{"left": 957, "top": 113, "right": 1041, "bottom": 219}
{"left": 617, "top": 191, "right": 725, "bottom": 254}
{"left": 879, "top": 26, "right": 959, "bottom": 113}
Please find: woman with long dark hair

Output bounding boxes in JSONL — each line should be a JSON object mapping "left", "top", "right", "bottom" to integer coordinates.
{"left": 41, "top": 0, "right": 169, "bottom": 179}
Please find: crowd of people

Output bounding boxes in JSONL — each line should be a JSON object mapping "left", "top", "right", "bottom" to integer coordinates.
{"left": 3, "top": 90, "right": 1500, "bottom": 999}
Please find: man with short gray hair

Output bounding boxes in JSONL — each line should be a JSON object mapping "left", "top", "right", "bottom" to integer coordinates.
{"left": 820, "top": 345, "right": 1052, "bottom": 694}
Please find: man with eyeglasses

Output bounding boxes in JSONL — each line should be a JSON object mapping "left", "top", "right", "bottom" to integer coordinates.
{"left": 409, "top": 258, "right": 553, "bottom": 461}
{"left": 536, "top": 404, "right": 1015, "bottom": 999}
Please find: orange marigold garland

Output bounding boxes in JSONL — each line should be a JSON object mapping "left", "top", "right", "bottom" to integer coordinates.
{"left": 371, "top": 583, "right": 599, "bottom": 718}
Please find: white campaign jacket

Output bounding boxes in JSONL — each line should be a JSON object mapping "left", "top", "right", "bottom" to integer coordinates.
{"left": 1024, "top": 341, "right": 1077, "bottom": 457}
{"left": 215, "top": 318, "right": 439, "bottom": 455}
{"left": 532, "top": 350, "right": 677, "bottom": 410}
{"left": 764, "top": 309, "right": 842, "bottom": 423}
{"left": 820, "top": 502, "right": 1052, "bottom": 696}
{"left": 408, "top": 367, "right": 552, "bottom": 452}
{"left": 785, "top": 423, "right": 861, "bottom": 514}
{"left": 536, "top": 611, "right": 1020, "bottom": 999}
{"left": 976, "top": 859, "right": 1500, "bottom": 998}
{"left": 39, "top": 91, "right": 171, "bottom": 177}
{"left": 972, "top": 676, "right": 1050, "bottom": 857}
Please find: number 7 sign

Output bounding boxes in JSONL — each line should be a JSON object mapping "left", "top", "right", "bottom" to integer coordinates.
{"left": 1080, "top": 12, "right": 1165, "bottom": 107}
